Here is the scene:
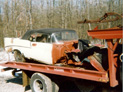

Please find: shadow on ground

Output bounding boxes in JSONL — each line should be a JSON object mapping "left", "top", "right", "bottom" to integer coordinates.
{"left": 7, "top": 77, "right": 30, "bottom": 91}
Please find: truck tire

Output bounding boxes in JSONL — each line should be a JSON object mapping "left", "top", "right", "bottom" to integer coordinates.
{"left": 30, "top": 73, "right": 52, "bottom": 92}
{"left": 14, "top": 50, "right": 25, "bottom": 62}
{"left": 52, "top": 82, "right": 59, "bottom": 92}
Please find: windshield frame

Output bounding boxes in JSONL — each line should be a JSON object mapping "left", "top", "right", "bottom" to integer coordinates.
{"left": 51, "top": 31, "right": 78, "bottom": 43}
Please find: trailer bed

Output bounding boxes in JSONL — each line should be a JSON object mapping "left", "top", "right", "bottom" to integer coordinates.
{"left": 0, "top": 62, "right": 108, "bottom": 83}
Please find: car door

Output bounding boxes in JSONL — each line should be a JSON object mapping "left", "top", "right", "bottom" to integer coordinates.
{"left": 29, "top": 33, "right": 53, "bottom": 64}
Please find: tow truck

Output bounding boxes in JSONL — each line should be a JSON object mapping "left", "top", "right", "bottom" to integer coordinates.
{"left": 0, "top": 12, "right": 122, "bottom": 92}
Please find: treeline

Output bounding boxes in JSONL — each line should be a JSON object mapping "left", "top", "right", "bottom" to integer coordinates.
{"left": 0, "top": 0, "right": 122, "bottom": 47}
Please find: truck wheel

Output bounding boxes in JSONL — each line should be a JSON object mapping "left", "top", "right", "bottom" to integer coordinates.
{"left": 52, "top": 82, "right": 59, "bottom": 92}
{"left": 30, "top": 73, "right": 52, "bottom": 92}
{"left": 14, "top": 51, "right": 25, "bottom": 62}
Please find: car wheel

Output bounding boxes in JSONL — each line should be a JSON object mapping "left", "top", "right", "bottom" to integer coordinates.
{"left": 14, "top": 51, "right": 25, "bottom": 62}
{"left": 30, "top": 73, "right": 52, "bottom": 92}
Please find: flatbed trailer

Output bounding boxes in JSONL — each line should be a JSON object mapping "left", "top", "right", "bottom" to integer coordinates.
{"left": 0, "top": 62, "right": 108, "bottom": 83}
{"left": 0, "top": 27, "right": 122, "bottom": 92}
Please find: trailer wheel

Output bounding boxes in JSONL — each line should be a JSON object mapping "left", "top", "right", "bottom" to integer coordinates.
{"left": 14, "top": 51, "right": 25, "bottom": 62}
{"left": 30, "top": 73, "right": 52, "bottom": 92}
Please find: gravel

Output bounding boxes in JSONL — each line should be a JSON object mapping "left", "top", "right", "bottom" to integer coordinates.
{"left": 0, "top": 51, "right": 31, "bottom": 92}
{"left": 0, "top": 68, "right": 31, "bottom": 92}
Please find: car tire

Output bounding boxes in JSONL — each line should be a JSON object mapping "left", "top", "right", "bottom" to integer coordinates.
{"left": 30, "top": 73, "right": 52, "bottom": 92}
{"left": 14, "top": 50, "right": 25, "bottom": 62}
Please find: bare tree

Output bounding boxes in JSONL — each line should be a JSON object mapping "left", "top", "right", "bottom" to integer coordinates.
{"left": 0, "top": 0, "right": 122, "bottom": 47}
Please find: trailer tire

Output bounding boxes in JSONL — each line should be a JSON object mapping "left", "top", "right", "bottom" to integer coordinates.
{"left": 30, "top": 73, "right": 52, "bottom": 92}
{"left": 14, "top": 50, "right": 25, "bottom": 62}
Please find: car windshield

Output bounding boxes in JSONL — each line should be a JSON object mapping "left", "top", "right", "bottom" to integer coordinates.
{"left": 52, "top": 31, "right": 78, "bottom": 43}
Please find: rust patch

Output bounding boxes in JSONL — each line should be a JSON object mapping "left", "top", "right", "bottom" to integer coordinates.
{"left": 52, "top": 40, "right": 78, "bottom": 64}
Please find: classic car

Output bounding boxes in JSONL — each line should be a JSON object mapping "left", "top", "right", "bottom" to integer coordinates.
{"left": 4, "top": 28, "right": 81, "bottom": 65}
